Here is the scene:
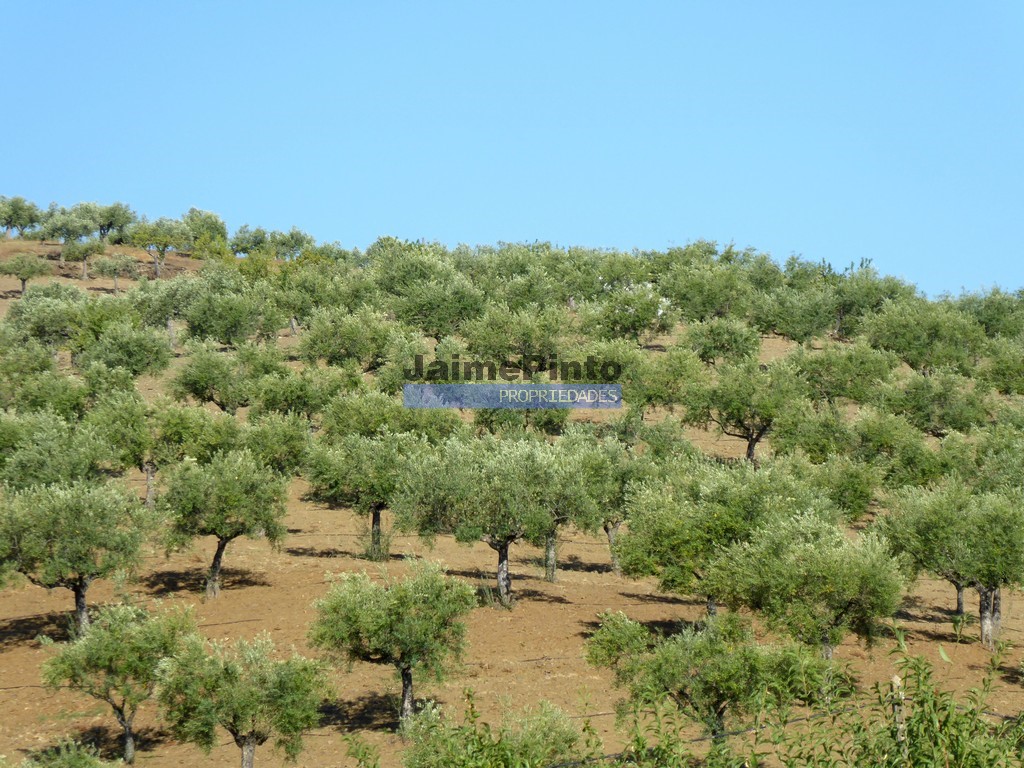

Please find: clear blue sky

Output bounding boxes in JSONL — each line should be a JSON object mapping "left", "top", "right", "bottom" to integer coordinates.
{"left": 5, "top": 2, "right": 1022, "bottom": 296}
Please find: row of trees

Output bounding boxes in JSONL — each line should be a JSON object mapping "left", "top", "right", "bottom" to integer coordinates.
{"left": 38, "top": 562, "right": 475, "bottom": 767}
{"left": 2, "top": 269, "right": 1022, "bottom": 649}
{"left": 0, "top": 195, "right": 321, "bottom": 279}
{"left": 9, "top": 196, "right": 1024, "bottom": 363}
{"left": 5, "top": 203, "right": 1024, "bottom": 764}
{"left": 37, "top": 584, "right": 1024, "bottom": 767}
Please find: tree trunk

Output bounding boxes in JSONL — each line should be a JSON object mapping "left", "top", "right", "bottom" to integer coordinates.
{"left": 955, "top": 582, "right": 965, "bottom": 616}
{"left": 706, "top": 594, "right": 717, "bottom": 616}
{"left": 979, "top": 587, "right": 999, "bottom": 650}
{"left": 369, "top": 507, "right": 384, "bottom": 560}
{"left": 19, "top": 277, "right": 27, "bottom": 295}
{"left": 152, "top": 253, "right": 161, "bottom": 279}
{"left": 400, "top": 665, "right": 414, "bottom": 720}
{"left": 544, "top": 533, "right": 557, "bottom": 582}
{"left": 709, "top": 706, "right": 727, "bottom": 745}
{"left": 993, "top": 587, "right": 1002, "bottom": 645}
{"left": 496, "top": 541, "right": 513, "bottom": 608}
{"left": 289, "top": 316, "right": 299, "bottom": 336}
{"left": 81, "top": 258, "right": 88, "bottom": 280}
{"left": 73, "top": 579, "right": 90, "bottom": 631}
{"left": 207, "top": 538, "right": 229, "bottom": 598}
{"left": 604, "top": 521, "right": 622, "bottom": 576}
{"left": 240, "top": 738, "right": 257, "bottom": 768}
{"left": 821, "top": 630, "right": 834, "bottom": 660}
{"left": 112, "top": 274, "right": 120, "bottom": 294}
{"left": 121, "top": 720, "right": 136, "bottom": 764}
{"left": 144, "top": 463, "right": 156, "bottom": 509}
{"left": 166, "top": 316, "right": 176, "bottom": 347}
{"left": 746, "top": 437, "right": 758, "bottom": 462}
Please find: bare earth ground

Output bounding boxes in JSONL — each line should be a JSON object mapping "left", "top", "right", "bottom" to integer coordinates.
{"left": 2, "top": 497, "right": 1023, "bottom": 768}
{"left": 1, "top": 248, "right": 1023, "bottom": 766}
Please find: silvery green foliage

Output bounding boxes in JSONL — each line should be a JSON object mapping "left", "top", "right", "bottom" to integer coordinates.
{"left": 157, "top": 634, "right": 327, "bottom": 768}
{"left": 706, "top": 512, "right": 906, "bottom": 656}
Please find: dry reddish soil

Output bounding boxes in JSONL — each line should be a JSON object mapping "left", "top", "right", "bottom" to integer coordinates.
{"left": 1, "top": 248, "right": 1023, "bottom": 767}
{"left": 2, "top": 496, "right": 1023, "bottom": 768}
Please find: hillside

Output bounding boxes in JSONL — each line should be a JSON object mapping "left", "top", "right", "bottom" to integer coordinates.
{"left": 2, "top": 222, "right": 1024, "bottom": 767}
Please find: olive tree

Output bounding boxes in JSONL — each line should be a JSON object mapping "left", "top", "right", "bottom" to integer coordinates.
{"left": 0, "top": 253, "right": 51, "bottom": 295}
{"left": 394, "top": 437, "right": 556, "bottom": 607}
{"left": 876, "top": 369, "right": 990, "bottom": 438}
{"left": 881, "top": 483, "right": 1024, "bottom": 649}
{"left": 320, "top": 391, "right": 467, "bottom": 444}
{"left": 461, "top": 302, "right": 568, "bottom": 366}
{"left": 789, "top": 341, "right": 898, "bottom": 406}
{"left": 390, "top": 273, "right": 486, "bottom": 340}
{"left": 94, "top": 202, "right": 136, "bottom": 243}
{"left": 83, "top": 396, "right": 240, "bottom": 508}
{"left": 306, "top": 431, "right": 425, "bottom": 560}
{"left": 309, "top": 564, "right": 476, "bottom": 720}
{"left": 586, "top": 612, "right": 846, "bottom": 742}
{"left": 0, "top": 195, "right": 44, "bottom": 236}
{"left": 182, "top": 207, "right": 228, "bottom": 243}
{"left": 682, "top": 316, "right": 760, "bottom": 365}
{"left": 878, "top": 482, "right": 974, "bottom": 617}
{"left": 848, "top": 411, "right": 943, "bottom": 489}
{"left": 239, "top": 412, "right": 312, "bottom": 477}
{"left": 299, "top": 306, "right": 408, "bottom": 371}
{"left": 402, "top": 697, "right": 587, "bottom": 768}
{"left": 660, "top": 259, "right": 752, "bottom": 322}
{"left": 621, "top": 346, "right": 703, "bottom": 420}
{"left": 131, "top": 217, "right": 192, "bottom": 278}
{"left": 75, "top": 321, "right": 171, "bottom": 377}
{"left": 183, "top": 289, "right": 269, "bottom": 346}
{"left": 683, "top": 360, "right": 810, "bottom": 462}
{"left": 41, "top": 603, "right": 198, "bottom": 763}
{"left": 160, "top": 449, "right": 287, "bottom": 597}
{"left": 706, "top": 513, "right": 906, "bottom": 658}
{"left": 832, "top": 262, "right": 916, "bottom": 339}
{"left": 862, "top": 298, "right": 986, "bottom": 375}
{"left": 0, "top": 411, "right": 109, "bottom": 488}
{"left": 615, "top": 460, "right": 830, "bottom": 615}
{"left": 0, "top": 481, "right": 147, "bottom": 629}
{"left": 128, "top": 274, "right": 199, "bottom": 347}
{"left": 157, "top": 634, "right": 327, "bottom": 768}
{"left": 63, "top": 237, "right": 105, "bottom": 279}
{"left": 92, "top": 253, "right": 139, "bottom": 293}
{"left": 578, "top": 284, "right": 674, "bottom": 343}
{"left": 171, "top": 341, "right": 285, "bottom": 414}
{"left": 250, "top": 366, "right": 357, "bottom": 420}
{"left": 560, "top": 431, "right": 650, "bottom": 576}
{"left": 41, "top": 205, "right": 97, "bottom": 264}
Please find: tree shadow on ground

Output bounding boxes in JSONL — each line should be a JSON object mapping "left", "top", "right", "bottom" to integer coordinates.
{"left": 0, "top": 610, "right": 73, "bottom": 650}
{"left": 577, "top": 615, "right": 698, "bottom": 641}
{"left": 617, "top": 590, "right": 699, "bottom": 606}
{"left": 47, "top": 724, "right": 173, "bottom": 763}
{"left": 444, "top": 567, "right": 538, "bottom": 583}
{"left": 895, "top": 594, "right": 958, "bottom": 626}
{"left": 320, "top": 692, "right": 401, "bottom": 732}
{"left": 998, "top": 661, "right": 1024, "bottom": 687}
{"left": 285, "top": 545, "right": 406, "bottom": 562}
{"left": 515, "top": 588, "right": 572, "bottom": 605}
{"left": 140, "top": 567, "right": 271, "bottom": 596}
{"left": 523, "top": 554, "right": 612, "bottom": 575}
